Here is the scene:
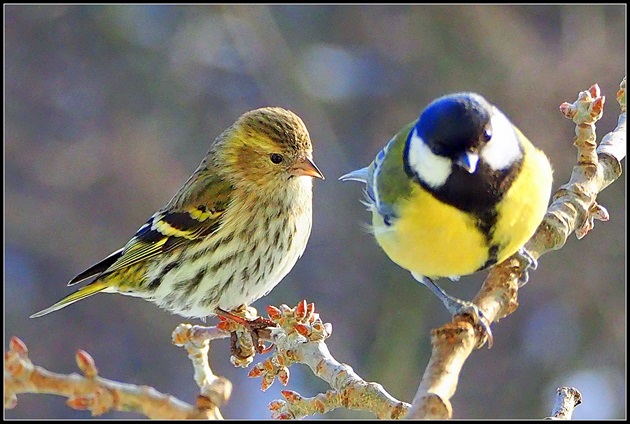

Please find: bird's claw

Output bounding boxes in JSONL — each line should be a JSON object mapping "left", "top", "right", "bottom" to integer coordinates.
{"left": 451, "top": 301, "right": 494, "bottom": 349}
{"left": 516, "top": 248, "right": 538, "bottom": 287}
{"left": 244, "top": 316, "right": 277, "bottom": 354}
{"left": 217, "top": 308, "right": 277, "bottom": 355}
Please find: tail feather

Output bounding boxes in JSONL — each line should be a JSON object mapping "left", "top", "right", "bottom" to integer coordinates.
{"left": 30, "top": 281, "right": 109, "bottom": 318}
{"left": 67, "top": 248, "right": 123, "bottom": 286}
{"left": 338, "top": 167, "right": 369, "bottom": 183}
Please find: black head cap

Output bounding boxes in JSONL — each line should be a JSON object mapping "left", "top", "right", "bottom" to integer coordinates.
{"left": 414, "top": 92, "right": 493, "bottom": 159}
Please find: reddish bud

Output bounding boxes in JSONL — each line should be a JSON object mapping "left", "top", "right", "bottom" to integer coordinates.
{"left": 273, "top": 354, "right": 285, "bottom": 367}
{"left": 268, "top": 399, "right": 285, "bottom": 411}
{"left": 315, "top": 399, "right": 327, "bottom": 413}
{"left": 261, "top": 375, "right": 275, "bottom": 391}
{"left": 589, "top": 84, "right": 601, "bottom": 98}
{"left": 277, "top": 367, "right": 290, "bottom": 386}
{"left": 267, "top": 305, "right": 282, "bottom": 320}
{"left": 559, "top": 102, "right": 575, "bottom": 118}
{"left": 276, "top": 412, "right": 294, "bottom": 420}
{"left": 10, "top": 337, "right": 28, "bottom": 356}
{"left": 248, "top": 364, "right": 264, "bottom": 378}
{"left": 76, "top": 350, "right": 98, "bottom": 378}
{"left": 67, "top": 395, "right": 92, "bottom": 410}
{"left": 216, "top": 320, "right": 234, "bottom": 332}
{"left": 263, "top": 358, "right": 275, "bottom": 372}
{"left": 295, "top": 300, "right": 307, "bottom": 320}
{"left": 281, "top": 390, "right": 301, "bottom": 402}
{"left": 294, "top": 323, "right": 311, "bottom": 337}
{"left": 593, "top": 96, "right": 606, "bottom": 114}
{"left": 259, "top": 343, "right": 275, "bottom": 355}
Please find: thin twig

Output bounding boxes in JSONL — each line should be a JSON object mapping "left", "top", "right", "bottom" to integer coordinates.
{"left": 545, "top": 387, "right": 583, "bottom": 419}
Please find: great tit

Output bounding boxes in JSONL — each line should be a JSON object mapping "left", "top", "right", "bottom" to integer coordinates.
{"left": 340, "top": 92, "right": 553, "bottom": 336}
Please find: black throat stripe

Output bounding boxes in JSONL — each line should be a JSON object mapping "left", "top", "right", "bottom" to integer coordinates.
{"left": 412, "top": 153, "right": 524, "bottom": 271}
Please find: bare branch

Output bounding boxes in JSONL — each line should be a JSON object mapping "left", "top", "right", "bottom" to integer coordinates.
{"left": 4, "top": 336, "right": 218, "bottom": 419}
{"left": 185, "top": 301, "right": 410, "bottom": 419}
{"left": 545, "top": 387, "right": 583, "bottom": 420}
{"left": 172, "top": 324, "right": 233, "bottom": 413}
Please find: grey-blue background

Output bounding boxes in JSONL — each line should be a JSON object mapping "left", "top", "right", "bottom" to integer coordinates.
{"left": 5, "top": 4, "right": 626, "bottom": 419}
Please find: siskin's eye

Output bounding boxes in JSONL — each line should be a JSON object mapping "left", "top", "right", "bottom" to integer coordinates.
{"left": 483, "top": 126, "right": 492, "bottom": 142}
{"left": 270, "top": 153, "right": 284, "bottom": 164}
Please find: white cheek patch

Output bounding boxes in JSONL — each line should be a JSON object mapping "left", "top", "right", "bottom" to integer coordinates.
{"left": 406, "top": 128, "right": 452, "bottom": 189}
{"left": 481, "top": 109, "right": 523, "bottom": 171}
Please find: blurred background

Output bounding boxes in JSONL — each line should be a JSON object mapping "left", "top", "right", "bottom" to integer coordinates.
{"left": 4, "top": 4, "right": 626, "bottom": 419}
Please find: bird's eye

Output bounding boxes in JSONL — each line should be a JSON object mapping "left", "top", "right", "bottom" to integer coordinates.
{"left": 270, "top": 153, "right": 284, "bottom": 164}
{"left": 483, "top": 126, "right": 492, "bottom": 142}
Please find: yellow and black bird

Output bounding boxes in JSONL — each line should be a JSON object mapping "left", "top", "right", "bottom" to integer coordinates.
{"left": 340, "top": 92, "right": 552, "bottom": 336}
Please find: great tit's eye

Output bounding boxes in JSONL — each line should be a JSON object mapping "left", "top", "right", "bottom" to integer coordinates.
{"left": 270, "top": 153, "right": 284, "bottom": 164}
{"left": 483, "top": 126, "right": 492, "bottom": 142}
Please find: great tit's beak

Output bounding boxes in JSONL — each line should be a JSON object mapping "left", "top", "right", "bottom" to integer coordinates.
{"left": 455, "top": 151, "right": 479, "bottom": 174}
{"left": 294, "top": 157, "right": 325, "bottom": 179}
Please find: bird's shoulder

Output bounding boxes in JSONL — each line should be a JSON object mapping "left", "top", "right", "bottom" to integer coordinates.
{"left": 372, "top": 121, "right": 417, "bottom": 220}
{"left": 104, "top": 163, "right": 235, "bottom": 275}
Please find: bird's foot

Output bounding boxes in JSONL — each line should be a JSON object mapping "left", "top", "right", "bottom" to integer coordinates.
{"left": 445, "top": 298, "right": 494, "bottom": 349}
{"left": 412, "top": 274, "right": 493, "bottom": 348}
{"left": 516, "top": 248, "right": 538, "bottom": 287}
{"left": 217, "top": 306, "right": 277, "bottom": 355}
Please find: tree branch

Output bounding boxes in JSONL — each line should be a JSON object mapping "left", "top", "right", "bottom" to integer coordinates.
{"left": 4, "top": 336, "right": 219, "bottom": 419}
{"left": 545, "top": 387, "right": 583, "bottom": 420}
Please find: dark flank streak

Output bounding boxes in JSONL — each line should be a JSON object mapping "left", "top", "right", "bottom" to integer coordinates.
{"left": 146, "top": 260, "right": 180, "bottom": 291}
{"left": 273, "top": 227, "right": 282, "bottom": 246}
{"left": 223, "top": 231, "right": 235, "bottom": 244}
{"left": 162, "top": 291, "right": 177, "bottom": 309}
{"left": 241, "top": 267, "right": 250, "bottom": 284}
{"left": 200, "top": 275, "right": 233, "bottom": 308}
{"left": 175, "top": 266, "right": 207, "bottom": 299}
{"left": 190, "top": 246, "right": 214, "bottom": 261}
{"left": 210, "top": 252, "right": 237, "bottom": 274}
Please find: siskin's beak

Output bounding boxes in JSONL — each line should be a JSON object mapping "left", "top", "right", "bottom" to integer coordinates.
{"left": 294, "top": 157, "right": 325, "bottom": 179}
{"left": 455, "top": 151, "right": 479, "bottom": 174}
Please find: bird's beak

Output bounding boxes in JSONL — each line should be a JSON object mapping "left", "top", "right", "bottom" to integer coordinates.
{"left": 294, "top": 157, "right": 325, "bottom": 179}
{"left": 455, "top": 151, "right": 479, "bottom": 174}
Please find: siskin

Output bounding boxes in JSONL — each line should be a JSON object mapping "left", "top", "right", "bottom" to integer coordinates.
{"left": 31, "top": 107, "right": 324, "bottom": 320}
{"left": 340, "top": 93, "right": 552, "bottom": 333}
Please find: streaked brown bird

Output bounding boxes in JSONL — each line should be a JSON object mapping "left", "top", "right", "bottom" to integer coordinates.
{"left": 31, "top": 107, "right": 324, "bottom": 321}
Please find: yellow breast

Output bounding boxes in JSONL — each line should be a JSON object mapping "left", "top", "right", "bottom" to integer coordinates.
{"left": 374, "top": 185, "right": 489, "bottom": 278}
{"left": 373, "top": 137, "right": 552, "bottom": 279}
{"left": 491, "top": 139, "right": 552, "bottom": 263}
